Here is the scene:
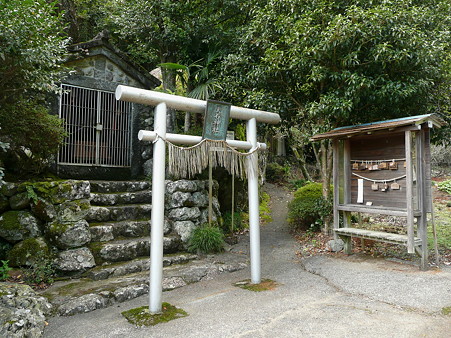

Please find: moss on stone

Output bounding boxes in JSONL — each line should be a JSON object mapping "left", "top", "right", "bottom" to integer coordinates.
{"left": 442, "top": 307, "right": 451, "bottom": 315}
{"left": 7, "top": 237, "right": 50, "bottom": 267}
{"left": 0, "top": 210, "right": 20, "bottom": 230}
{"left": 121, "top": 303, "right": 188, "bottom": 326}
{"left": 233, "top": 279, "right": 279, "bottom": 292}
{"left": 87, "top": 242, "right": 105, "bottom": 265}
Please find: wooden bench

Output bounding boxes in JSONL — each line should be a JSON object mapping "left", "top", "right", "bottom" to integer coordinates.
{"left": 335, "top": 227, "right": 423, "bottom": 255}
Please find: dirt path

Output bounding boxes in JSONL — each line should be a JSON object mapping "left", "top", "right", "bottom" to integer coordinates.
{"left": 44, "top": 183, "right": 451, "bottom": 337}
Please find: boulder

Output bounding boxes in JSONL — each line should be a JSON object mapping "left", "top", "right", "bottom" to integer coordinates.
{"left": 0, "top": 211, "right": 41, "bottom": 243}
{"left": 0, "top": 195, "right": 9, "bottom": 214}
{"left": 7, "top": 237, "right": 50, "bottom": 267}
{"left": 168, "top": 207, "right": 201, "bottom": 221}
{"left": 142, "top": 159, "right": 153, "bottom": 177}
{"left": 0, "top": 182, "right": 17, "bottom": 197}
{"left": 54, "top": 247, "right": 96, "bottom": 272}
{"left": 8, "top": 192, "right": 29, "bottom": 210}
{"left": 166, "top": 191, "right": 193, "bottom": 209}
{"left": 57, "top": 294, "right": 111, "bottom": 316}
{"left": 0, "top": 283, "right": 52, "bottom": 338}
{"left": 173, "top": 221, "right": 196, "bottom": 243}
{"left": 18, "top": 180, "right": 90, "bottom": 204}
{"left": 326, "top": 239, "right": 345, "bottom": 252}
{"left": 47, "top": 220, "right": 91, "bottom": 249}
{"left": 166, "top": 180, "right": 199, "bottom": 194}
{"left": 31, "top": 198, "right": 57, "bottom": 222}
{"left": 191, "top": 191, "right": 209, "bottom": 207}
{"left": 55, "top": 199, "right": 91, "bottom": 223}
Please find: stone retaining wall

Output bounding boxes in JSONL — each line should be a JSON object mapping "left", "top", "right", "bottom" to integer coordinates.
{"left": 0, "top": 179, "right": 221, "bottom": 275}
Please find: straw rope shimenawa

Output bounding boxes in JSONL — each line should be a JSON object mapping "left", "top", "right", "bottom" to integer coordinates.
{"left": 165, "top": 138, "right": 267, "bottom": 181}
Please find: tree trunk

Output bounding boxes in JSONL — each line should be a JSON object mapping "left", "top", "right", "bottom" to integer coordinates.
{"left": 291, "top": 146, "right": 312, "bottom": 181}
{"left": 313, "top": 139, "right": 333, "bottom": 234}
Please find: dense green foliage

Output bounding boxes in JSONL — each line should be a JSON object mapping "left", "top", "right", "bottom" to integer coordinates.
{"left": 188, "top": 225, "right": 225, "bottom": 254}
{"left": 221, "top": 0, "right": 450, "bottom": 128}
{"left": 288, "top": 182, "right": 332, "bottom": 231}
{"left": 0, "top": 0, "right": 69, "bottom": 177}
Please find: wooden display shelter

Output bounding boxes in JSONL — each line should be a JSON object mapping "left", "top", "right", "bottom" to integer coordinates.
{"left": 311, "top": 114, "right": 445, "bottom": 270}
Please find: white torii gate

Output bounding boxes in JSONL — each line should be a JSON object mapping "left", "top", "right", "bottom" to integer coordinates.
{"left": 116, "top": 85, "right": 281, "bottom": 313}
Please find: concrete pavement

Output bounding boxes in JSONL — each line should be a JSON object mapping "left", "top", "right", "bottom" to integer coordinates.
{"left": 44, "top": 185, "right": 451, "bottom": 337}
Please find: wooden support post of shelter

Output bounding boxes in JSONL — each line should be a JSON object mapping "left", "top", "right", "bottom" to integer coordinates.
{"left": 311, "top": 114, "right": 445, "bottom": 270}
{"left": 116, "top": 85, "right": 281, "bottom": 313}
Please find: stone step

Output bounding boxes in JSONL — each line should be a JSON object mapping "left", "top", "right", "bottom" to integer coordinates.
{"left": 84, "top": 254, "right": 198, "bottom": 281}
{"left": 89, "top": 219, "right": 172, "bottom": 242}
{"left": 90, "top": 180, "right": 151, "bottom": 193}
{"left": 41, "top": 257, "right": 248, "bottom": 316}
{"left": 90, "top": 190, "right": 152, "bottom": 206}
{"left": 89, "top": 220, "right": 149, "bottom": 242}
{"left": 86, "top": 204, "right": 151, "bottom": 222}
{"left": 89, "top": 236, "right": 180, "bottom": 264}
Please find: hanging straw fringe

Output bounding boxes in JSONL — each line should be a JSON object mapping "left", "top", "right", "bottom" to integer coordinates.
{"left": 167, "top": 139, "right": 266, "bottom": 181}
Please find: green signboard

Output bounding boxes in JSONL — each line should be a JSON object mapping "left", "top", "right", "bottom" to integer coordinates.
{"left": 202, "top": 100, "right": 231, "bottom": 141}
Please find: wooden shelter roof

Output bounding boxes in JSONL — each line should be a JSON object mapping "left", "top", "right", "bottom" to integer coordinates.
{"left": 310, "top": 114, "right": 445, "bottom": 141}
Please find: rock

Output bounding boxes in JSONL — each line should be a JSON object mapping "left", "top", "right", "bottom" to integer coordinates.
{"left": 173, "top": 221, "right": 196, "bottom": 243}
{"left": 166, "top": 191, "right": 193, "bottom": 209}
{"left": 58, "top": 294, "right": 111, "bottom": 316}
{"left": 141, "top": 148, "right": 152, "bottom": 160}
{"left": 0, "top": 283, "right": 52, "bottom": 338}
{"left": 143, "top": 159, "right": 153, "bottom": 177}
{"left": 0, "top": 211, "right": 41, "bottom": 243}
{"left": 164, "top": 219, "right": 172, "bottom": 235}
{"left": 47, "top": 220, "right": 91, "bottom": 249}
{"left": 168, "top": 207, "right": 201, "bottom": 221}
{"left": 164, "top": 236, "right": 181, "bottom": 253}
{"left": 54, "top": 247, "right": 96, "bottom": 272}
{"left": 326, "top": 239, "right": 345, "bottom": 252}
{"left": 166, "top": 180, "right": 199, "bottom": 194}
{"left": 86, "top": 206, "right": 110, "bottom": 222}
{"left": 0, "top": 182, "right": 17, "bottom": 197}
{"left": 93, "top": 240, "right": 150, "bottom": 263}
{"left": 90, "top": 225, "right": 114, "bottom": 242}
{"left": 162, "top": 276, "right": 187, "bottom": 290}
{"left": 113, "top": 284, "right": 149, "bottom": 303}
{"left": 55, "top": 199, "right": 91, "bottom": 223}
{"left": 31, "top": 199, "right": 57, "bottom": 222}
{"left": 8, "top": 192, "right": 29, "bottom": 210}
{"left": 199, "top": 208, "right": 218, "bottom": 225}
{"left": 0, "top": 195, "right": 9, "bottom": 214}
{"left": 18, "top": 180, "right": 90, "bottom": 204}
{"left": 191, "top": 191, "right": 209, "bottom": 207}
{"left": 7, "top": 237, "right": 50, "bottom": 267}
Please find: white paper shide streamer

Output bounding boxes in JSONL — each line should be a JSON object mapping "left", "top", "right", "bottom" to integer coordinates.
{"left": 167, "top": 139, "right": 266, "bottom": 181}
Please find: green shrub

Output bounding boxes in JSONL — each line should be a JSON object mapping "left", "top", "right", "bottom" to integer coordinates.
{"left": 288, "top": 182, "right": 332, "bottom": 231}
{"left": 438, "top": 180, "right": 451, "bottom": 195}
{"left": 23, "top": 253, "right": 55, "bottom": 285}
{"left": 0, "top": 260, "right": 12, "bottom": 281}
{"left": 188, "top": 225, "right": 225, "bottom": 254}
{"left": 291, "top": 179, "right": 312, "bottom": 190}
{"left": 222, "top": 211, "right": 243, "bottom": 234}
{"left": 265, "top": 162, "right": 290, "bottom": 183}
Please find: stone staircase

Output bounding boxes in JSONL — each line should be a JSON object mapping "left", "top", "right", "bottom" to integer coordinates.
{"left": 40, "top": 180, "right": 247, "bottom": 317}
{"left": 86, "top": 180, "right": 180, "bottom": 265}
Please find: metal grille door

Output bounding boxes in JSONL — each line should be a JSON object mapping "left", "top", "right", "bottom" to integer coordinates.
{"left": 58, "top": 84, "right": 132, "bottom": 167}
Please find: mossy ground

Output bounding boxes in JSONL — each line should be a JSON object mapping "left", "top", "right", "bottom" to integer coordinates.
{"left": 121, "top": 303, "right": 188, "bottom": 326}
{"left": 233, "top": 279, "right": 279, "bottom": 292}
{"left": 441, "top": 306, "right": 451, "bottom": 315}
